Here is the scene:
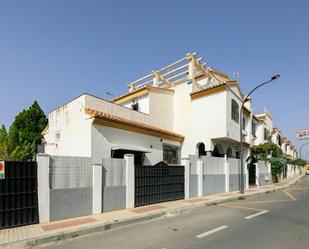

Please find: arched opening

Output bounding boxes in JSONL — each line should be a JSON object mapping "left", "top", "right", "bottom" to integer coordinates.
{"left": 197, "top": 142, "right": 206, "bottom": 158}
{"left": 226, "top": 147, "right": 233, "bottom": 158}
{"left": 213, "top": 144, "right": 224, "bottom": 157}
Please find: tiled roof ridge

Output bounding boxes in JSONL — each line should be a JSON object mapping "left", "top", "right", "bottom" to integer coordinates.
{"left": 85, "top": 108, "right": 184, "bottom": 139}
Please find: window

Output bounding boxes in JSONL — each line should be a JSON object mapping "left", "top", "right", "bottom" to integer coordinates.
{"left": 264, "top": 128, "right": 268, "bottom": 140}
{"left": 231, "top": 100, "right": 239, "bottom": 123}
{"left": 163, "top": 144, "right": 180, "bottom": 164}
{"left": 197, "top": 143, "right": 206, "bottom": 158}
{"left": 131, "top": 101, "right": 139, "bottom": 111}
{"left": 235, "top": 151, "right": 241, "bottom": 159}
{"left": 278, "top": 136, "right": 282, "bottom": 146}
{"left": 242, "top": 117, "right": 246, "bottom": 130}
{"left": 55, "top": 131, "right": 61, "bottom": 140}
{"left": 252, "top": 122, "right": 256, "bottom": 136}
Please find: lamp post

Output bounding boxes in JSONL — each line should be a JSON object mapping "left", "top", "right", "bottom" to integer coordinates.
{"left": 299, "top": 142, "right": 309, "bottom": 160}
{"left": 239, "top": 74, "right": 280, "bottom": 194}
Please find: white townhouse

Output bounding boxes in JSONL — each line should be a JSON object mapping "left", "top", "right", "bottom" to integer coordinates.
{"left": 42, "top": 52, "right": 263, "bottom": 165}
{"left": 253, "top": 108, "right": 297, "bottom": 159}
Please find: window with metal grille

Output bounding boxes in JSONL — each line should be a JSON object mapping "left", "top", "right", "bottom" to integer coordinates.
{"left": 231, "top": 99, "right": 239, "bottom": 123}
{"left": 252, "top": 122, "right": 256, "bottom": 136}
{"left": 163, "top": 144, "right": 180, "bottom": 164}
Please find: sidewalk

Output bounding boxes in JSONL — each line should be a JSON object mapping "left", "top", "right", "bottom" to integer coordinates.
{"left": 0, "top": 173, "right": 304, "bottom": 249}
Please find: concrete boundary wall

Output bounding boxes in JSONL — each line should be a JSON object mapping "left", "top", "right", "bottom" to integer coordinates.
{"left": 202, "top": 156, "right": 226, "bottom": 195}
{"left": 48, "top": 156, "right": 93, "bottom": 221}
{"left": 188, "top": 155, "right": 244, "bottom": 196}
{"left": 50, "top": 156, "right": 92, "bottom": 189}
{"left": 228, "top": 158, "right": 243, "bottom": 191}
{"left": 50, "top": 188, "right": 92, "bottom": 221}
{"left": 189, "top": 155, "right": 198, "bottom": 198}
{"left": 258, "top": 161, "right": 271, "bottom": 186}
{"left": 102, "top": 158, "right": 127, "bottom": 212}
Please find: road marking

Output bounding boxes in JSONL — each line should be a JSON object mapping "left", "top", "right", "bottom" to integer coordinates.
{"left": 219, "top": 204, "right": 263, "bottom": 212}
{"left": 232, "top": 200, "right": 291, "bottom": 204}
{"left": 195, "top": 225, "right": 228, "bottom": 239}
{"left": 245, "top": 210, "right": 269, "bottom": 219}
{"left": 281, "top": 190, "right": 297, "bottom": 201}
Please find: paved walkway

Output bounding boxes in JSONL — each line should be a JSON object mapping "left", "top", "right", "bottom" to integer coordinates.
{"left": 0, "top": 174, "right": 303, "bottom": 248}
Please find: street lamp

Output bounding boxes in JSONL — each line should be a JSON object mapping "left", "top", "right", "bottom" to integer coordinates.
{"left": 239, "top": 74, "right": 280, "bottom": 194}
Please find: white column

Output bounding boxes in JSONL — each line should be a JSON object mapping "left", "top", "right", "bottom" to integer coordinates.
{"left": 37, "top": 153, "right": 50, "bottom": 223}
{"left": 245, "top": 163, "right": 249, "bottom": 190}
{"left": 224, "top": 155, "right": 229, "bottom": 192}
{"left": 182, "top": 158, "right": 190, "bottom": 199}
{"left": 197, "top": 159, "right": 203, "bottom": 197}
{"left": 92, "top": 164, "right": 103, "bottom": 214}
{"left": 256, "top": 163, "right": 260, "bottom": 187}
{"left": 124, "top": 154, "right": 135, "bottom": 208}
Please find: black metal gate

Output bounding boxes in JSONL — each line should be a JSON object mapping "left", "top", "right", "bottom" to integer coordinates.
{"left": 135, "top": 161, "right": 184, "bottom": 207}
{"left": 0, "top": 161, "right": 39, "bottom": 229}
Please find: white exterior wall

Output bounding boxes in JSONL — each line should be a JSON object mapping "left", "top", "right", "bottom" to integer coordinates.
{"left": 255, "top": 122, "right": 266, "bottom": 145}
{"left": 184, "top": 90, "right": 227, "bottom": 155}
{"left": 91, "top": 124, "right": 181, "bottom": 165}
{"left": 122, "top": 94, "right": 150, "bottom": 114}
{"left": 85, "top": 94, "right": 152, "bottom": 125}
{"left": 44, "top": 95, "right": 92, "bottom": 157}
{"left": 226, "top": 87, "right": 242, "bottom": 142}
{"left": 264, "top": 114, "right": 273, "bottom": 134}
{"left": 148, "top": 91, "right": 174, "bottom": 130}
{"left": 172, "top": 82, "right": 192, "bottom": 135}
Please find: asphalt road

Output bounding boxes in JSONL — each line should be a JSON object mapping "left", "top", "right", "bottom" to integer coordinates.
{"left": 37, "top": 176, "right": 309, "bottom": 249}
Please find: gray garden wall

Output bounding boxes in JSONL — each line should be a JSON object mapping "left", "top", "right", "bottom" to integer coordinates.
{"left": 49, "top": 156, "right": 93, "bottom": 221}
{"left": 102, "top": 158, "right": 126, "bottom": 212}
{"left": 202, "top": 156, "right": 225, "bottom": 195}
{"left": 189, "top": 155, "right": 198, "bottom": 198}
{"left": 228, "top": 158, "right": 242, "bottom": 192}
{"left": 258, "top": 161, "right": 271, "bottom": 186}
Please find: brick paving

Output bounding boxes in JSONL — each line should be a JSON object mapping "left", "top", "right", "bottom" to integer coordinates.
{"left": 132, "top": 205, "right": 165, "bottom": 213}
{"left": 41, "top": 217, "right": 97, "bottom": 232}
{"left": 183, "top": 198, "right": 209, "bottom": 203}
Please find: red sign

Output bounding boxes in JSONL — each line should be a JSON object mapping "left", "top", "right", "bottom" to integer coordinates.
{"left": 296, "top": 129, "right": 309, "bottom": 140}
{"left": 0, "top": 161, "right": 5, "bottom": 180}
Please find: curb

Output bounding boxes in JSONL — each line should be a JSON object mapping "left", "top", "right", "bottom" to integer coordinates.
{"left": 2, "top": 174, "right": 304, "bottom": 249}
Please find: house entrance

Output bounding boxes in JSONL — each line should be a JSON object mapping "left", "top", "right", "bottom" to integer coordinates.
{"left": 248, "top": 163, "right": 257, "bottom": 186}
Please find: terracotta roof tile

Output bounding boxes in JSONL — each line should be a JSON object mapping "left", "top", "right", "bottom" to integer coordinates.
{"left": 191, "top": 82, "right": 226, "bottom": 95}
{"left": 85, "top": 108, "right": 184, "bottom": 140}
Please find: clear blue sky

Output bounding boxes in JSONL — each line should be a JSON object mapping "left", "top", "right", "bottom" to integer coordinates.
{"left": 1, "top": 1, "right": 308, "bottom": 157}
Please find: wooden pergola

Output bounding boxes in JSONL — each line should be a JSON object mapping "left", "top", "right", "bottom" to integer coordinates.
{"left": 127, "top": 52, "right": 228, "bottom": 92}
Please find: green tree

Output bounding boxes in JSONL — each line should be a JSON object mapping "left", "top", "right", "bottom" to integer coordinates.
{"left": 0, "top": 101, "right": 47, "bottom": 161}
{"left": 0, "top": 125, "right": 9, "bottom": 160}
{"left": 247, "top": 143, "right": 284, "bottom": 180}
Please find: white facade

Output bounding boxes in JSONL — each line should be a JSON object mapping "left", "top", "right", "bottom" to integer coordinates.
{"left": 43, "top": 52, "right": 297, "bottom": 167}
{"left": 43, "top": 93, "right": 182, "bottom": 165}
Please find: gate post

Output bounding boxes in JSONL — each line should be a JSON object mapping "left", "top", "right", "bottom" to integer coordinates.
{"left": 182, "top": 158, "right": 190, "bottom": 199}
{"left": 224, "top": 155, "right": 229, "bottom": 192}
{"left": 256, "top": 163, "right": 260, "bottom": 187}
{"left": 124, "top": 154, "right": 135, "bottom": 208}
{"left": 197, "top": 159, "right": 203, "bottom": 197}
{"left": 245, "top": 162, "right": 249, "bottom": 190}
{"left": 93, "top": 164, "right": 103, "bottom": 214}
{"left": 37, "top": 153, "right": 50, "bottom": 223}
